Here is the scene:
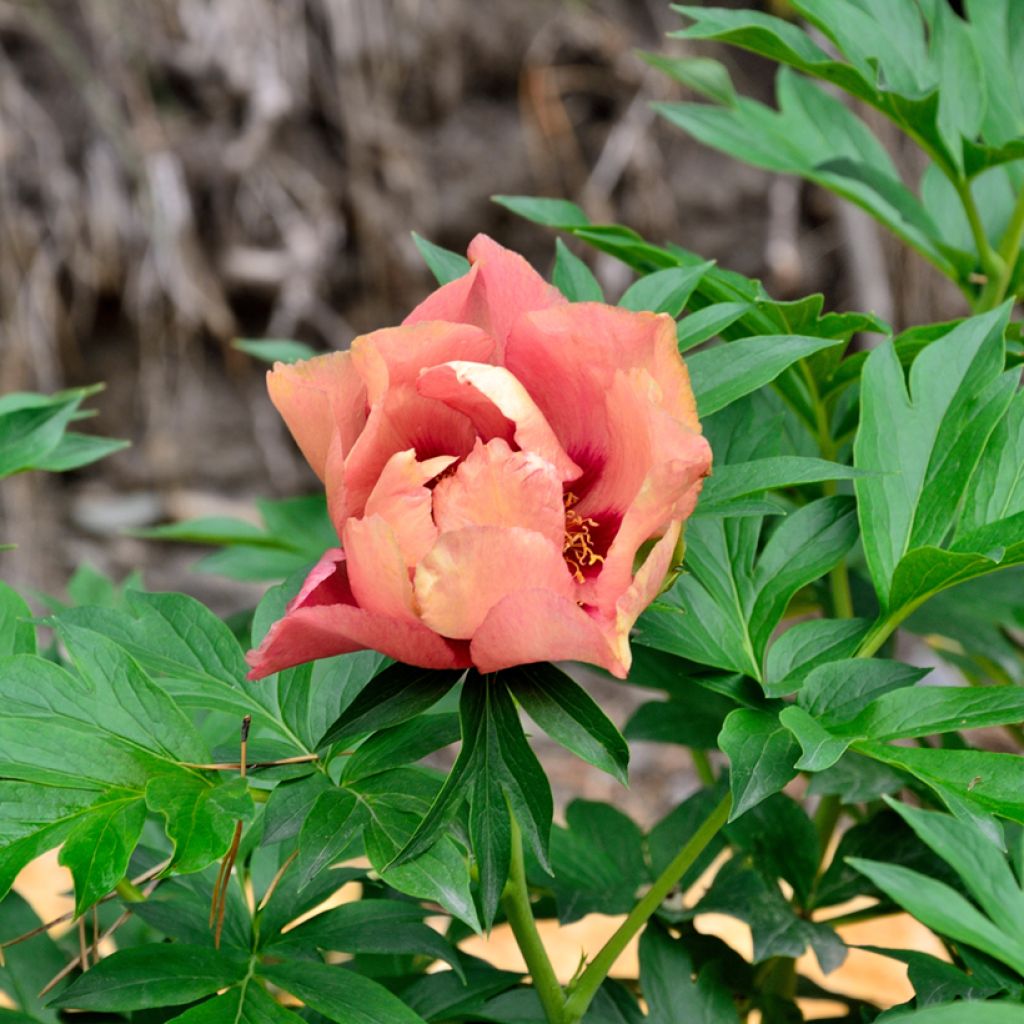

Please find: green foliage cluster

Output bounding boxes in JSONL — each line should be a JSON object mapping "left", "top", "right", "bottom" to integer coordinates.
{"left": 2, "top": 2, "right": 1024, "bottom": 1022}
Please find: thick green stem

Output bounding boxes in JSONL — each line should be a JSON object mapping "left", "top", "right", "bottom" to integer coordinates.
{"left": 562, "top": 792, "right": 732, "bottom": 1024}
{"left": 501, "top": 816, "right": 566, "bottom": 1024}
{"left": 691, "top": 748, "right": 716, "bottom": 786}
{"left": 977, "top": 184, "right": 1024, "bottom": 310}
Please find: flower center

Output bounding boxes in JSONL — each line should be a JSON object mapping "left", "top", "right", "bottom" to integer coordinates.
{"left": 563, "top": 491, "right": 604, "bottom": 582}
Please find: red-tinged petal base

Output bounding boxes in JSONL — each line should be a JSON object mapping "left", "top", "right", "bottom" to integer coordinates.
{"left": 246, "top": 550, "right": 469, "bottom": 679}
{"left": 469, "top": 588, "right": 627, "bottom": 679}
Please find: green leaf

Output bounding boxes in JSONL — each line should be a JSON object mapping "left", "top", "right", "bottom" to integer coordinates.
{"left": 295, "top": 788, "right": 360, "bottom": 888}
{"left": 262, "top": 772, "right": 333, "bottom": 845}
{"left": 618, "top": 263, "right": 712, "bottom": 316}
{"left": 552, "top": 238, "right": 603, "bottom": 302}
{"left": 232, "top": 339, "right": 317, "bottom": 364}
{"left": 718, "top": 709, "right": 799, "bottom": 819}
{"left": 261, "top": 958, "right": 431, "bottom": 1024}
{"left": 675, "top": 302, "right": 751, "bottom": 353}
{"left": 962, "top": 388, "right": 1024, "bottom": 535}
{"left": 271, "top": 899, "right": 463, "bottom": 977}
{"left": 624, "top": 690, "right": 736, "bottom": 750}
{"left": 639, "top": 922, "right": 740, "bottom": 1024}
{"left": 146, "top": 775, "right": 254, "bottom": 874}
{"left": 747, "top": 496, "right": 859, "bottom": 655}
{"left": 547, "top": 801, "right": 647, "bottom": 923}
{"left": 411, "top": 232, "right": 471, "bottom": 285}
{"left": 504, "top": 662, "right": 629, "bottom": 784}
{"left": 48, "top": 945, "right": 248, "bottom": 1011}
{"left": 689, "top": 334, "right": 843, "bottom": 417}
{"left": 854, "top": 306, "right": 1013, "bottom": 605}
{"left": 490, "top": 195, "right": 590, "bottom": 228}
{"left": 640, "top": 51, "right": 737, "bottom": 107}
{"left": 885, "top": 799, "right": 1024, "bottom": 945}
{"left": 779, "top": 705, "right": 851, "bottom": 773}
{"left": 858, "top": 743, "right": 1024, "bottom": 826}
{"left": 317, "top": 663, "right": 464, "bottom": 748}
{"left": 166, "top": 985, "right": 308, "bottom": 1024}
{"left": 58, "top": 791, "right": 146, "bottom": 914}
{"left": 697, "top": 857, "right": 845, "bottom": 973}
{"left": 798, "top": 659, "right": 929, "bottom": 724}
{"left": 343, "top": 713, "right": 460, "bottom": 784}
{"left": 764, "top": 618, "right": 871, "bottom": 696}
{"left": 724, "top": 793, "right": 819, "bottom": 907}
{"left": 30, "top": 432, "right": 129, "bottom": 472}
{"left": 0, "top": 392, "right": 82, "bottom": 478}
{"left": 0, "top": 891, "right": 68, "bottom": 1020}
{"left": 697, "top": 456, "right": 867, "bottom": 512}
{"left": 879, "top": 1005, "right": 1024, "bottom": 1024}
{"left": 847, "top": 857, "right": 1024, "bottom": 975}
{"left": 0, "top": 583, "right": 34, "bottom": 657}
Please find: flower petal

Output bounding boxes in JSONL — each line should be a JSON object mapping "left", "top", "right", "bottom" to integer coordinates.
{"left": 365, "top": 448, "right": 457, "bottom": 566}
{"left": 469, "top": 589, "right": 627, "bottom": 678}
{"left": 351, "top": 321, "right": 495, "bottom": 405}
{"left": 505, "top": 304, "right": 700, "bottom": 467}
{"left": 343, "top": 385, "right": 478, "bottom": 516}
{"left": 267, "top": 353, "right": 367, "bottom": 479}
{"left": 404, "top": 235, "right": 565, "bottom": 352}
{"left": 416, "top": 361, "right": 579, "bottom": 482}
{"left": 415, "top": 525, "right": 573, "bottom": 640}
{"left": 432, "top": 438, "right": 564, "bottom": 547}
{"left": 342, "top": 515, "right": 418, "bottom": 622}
{"left": 245, "top": 548, "right": 470, "bottom": 678}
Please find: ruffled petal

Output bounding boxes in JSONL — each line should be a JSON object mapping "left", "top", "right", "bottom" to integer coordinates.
{"left": 245, "top": 549, "right": 470, "bottom": 678}
{"left": 343, "top": 385, "right": 478, "bottom": 516}
{"left": 365, "top": 448, "right": 457, "bottom": 566}
{"left": 414, "top": 525, "right": 573, "bottom": 640}
{"left": 505, "top": 304, "right": 700, "bottom": 467}
{"left": 342, "top": 515, "right": 418, "bottom": 622}
{"left": 432, "top": 438, "right": 564, "bottom": 547}
{"left": 469, "top": 589, "right": 627, "bottom": 678}
{"left": 404, "top": 235, "right": 565, "bottom": 352}
{"left": 351, "top": 321, "right": 495, "bottom": 405}
{"left": 267, "top": 353, "right": 367, "bottom": 479}
{"left": 416, "top": 361, "right": 579, "bottom": 482}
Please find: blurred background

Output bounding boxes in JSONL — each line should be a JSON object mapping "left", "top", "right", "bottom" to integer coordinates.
{"left": 0, "top": 0, "right": 969, "bottom": 609}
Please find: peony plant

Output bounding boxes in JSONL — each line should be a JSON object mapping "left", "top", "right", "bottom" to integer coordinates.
{"left": 2, "top": 3, "right": 1024, "bottom": 1023}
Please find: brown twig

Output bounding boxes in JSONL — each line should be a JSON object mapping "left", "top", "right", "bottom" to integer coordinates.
{"left": 257, "top": 849, "right": 298, "bottom": 913}
{"left": 209, "top": 716, "right": 251, "bottom": 949}
{"left": 38, "top": 875, "right": 162, "bottom": 999}
{"left": 0, "top": 857, "right": 172, "bottom": 956}
{"left": 182, "top": 752, "right": 320, "bottom": 771}
{"left": 77, "top": 917, "right": 88, "bottom": 973}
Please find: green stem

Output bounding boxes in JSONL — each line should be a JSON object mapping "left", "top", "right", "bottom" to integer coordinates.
{"left": 954, "top": 179, "right": 1006, "bottom": 308}
{"left": 813, "top": 793, "right": 841, "bottom": 857}
{"left": 691, "top": 748, "right": 716, "bottom": 786}
{"left": 562, "top": 792, "right": 732, "bottom": 1024}
{"left": 978, "top": 184, "right": 1024, "bottom": 310}
{"left": 115, "top": 878, "right": 145, "bottom": 903}
{"left": 501, "top": 816, "right": 565, "bottom": 1024}
{"left": 828, "top": 562, "right": 854, "bottom": 619}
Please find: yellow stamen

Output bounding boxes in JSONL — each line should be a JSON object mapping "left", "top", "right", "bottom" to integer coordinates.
{"left": 563, "top": 492, "right": 604, "bottom": 582}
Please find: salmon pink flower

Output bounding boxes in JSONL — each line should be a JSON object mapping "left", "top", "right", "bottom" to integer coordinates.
{"left": 246, "top": 235, "right": 711, "bottom": 680}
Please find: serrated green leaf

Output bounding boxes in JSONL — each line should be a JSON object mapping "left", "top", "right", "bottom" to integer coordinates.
{"left": 48, "top": 945, "right": 249, "bottom": 1011}
{"left": 505, "top": 662, "right": 628, "bottom": 784}
{"left": 411, "top": 232, "right": 471, "bottom": 286}
{"left": 718, "top": 709, "right": 799, "bottom": 819}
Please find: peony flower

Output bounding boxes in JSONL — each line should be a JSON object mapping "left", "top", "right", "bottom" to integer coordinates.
{"left": 246, "top": 235, "right": 711, "bottom": 680}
